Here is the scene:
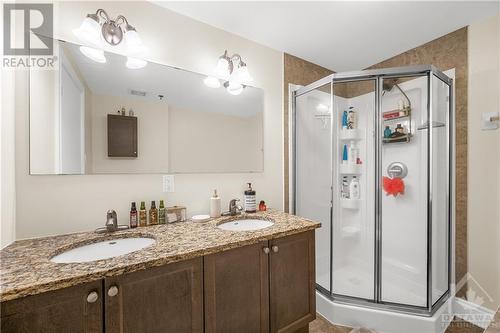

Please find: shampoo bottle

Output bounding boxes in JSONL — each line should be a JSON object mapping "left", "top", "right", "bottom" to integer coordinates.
{"left": 244, "top": 183, "right": 256, "bottom": 213}
{"left": 149, "top": 201, "right": 158, "bottom": 225}
{"left": 210, "top": 189, "right": 222, "bottom": 218}
{"left": 158, "top": 200, "right": 166, "bottom": 224}
{"left": 349, "top": 177, "right": 360, "bottom": 199}
{"left": 348, "top": 141, "right": 358, "bottom": 165}
{"left": 130, "top": 202, "right": 138, "bottom": 228}
{"left": 139, "top": 201, "right": 147, "bottom": 227}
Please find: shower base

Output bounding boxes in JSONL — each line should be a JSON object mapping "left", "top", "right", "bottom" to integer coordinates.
{"left": 316, "top": 291, "right": 454, "bottom": 333}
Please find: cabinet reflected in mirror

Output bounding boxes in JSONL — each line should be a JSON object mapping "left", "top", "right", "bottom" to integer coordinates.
{"left": 30, "top": 39, "right": 264, "bottom": 175}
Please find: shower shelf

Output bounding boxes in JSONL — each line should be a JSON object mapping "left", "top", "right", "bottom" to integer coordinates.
{"left": 340, "top": 129, "right": 363, "bottom": 140}
{"left": 341, "top": 199, "right": 361, "bottom": 209}
{"left": 342, "top": 225, "right": 360, "bottom": 237}
{"left": 340, "top": 164, "right": 362, "bottom": 174}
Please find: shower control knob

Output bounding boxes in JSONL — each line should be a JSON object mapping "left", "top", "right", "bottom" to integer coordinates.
{"left": 263, "top": 247, "right": 270, "bottom": 254}
{"left": 86, "top": 291, "right": 99, "bottom": 303}
{"left": 272, "top": 245, "right": 279, "bottom": 253}
{"left": 108, "top": 285, "right": 119, "bottom": 297}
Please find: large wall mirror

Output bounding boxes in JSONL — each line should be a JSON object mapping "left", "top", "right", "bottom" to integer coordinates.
{"left": 30, "top": 39, "right": 264, "bottom": 174}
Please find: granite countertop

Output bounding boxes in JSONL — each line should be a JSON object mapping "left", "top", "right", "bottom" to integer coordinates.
{"left": 0, "top": 210, "right": 320, "bottom": 302}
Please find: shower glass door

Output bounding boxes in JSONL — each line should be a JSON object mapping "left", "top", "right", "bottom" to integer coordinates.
{"left": 380, "top": 74, "right": 429, "bottom": 308}
{"left": 294, "top": 82, "right": 333, "bottom": 293}
{"left": 331, "top": 79, "right": 376, "bottom": 300}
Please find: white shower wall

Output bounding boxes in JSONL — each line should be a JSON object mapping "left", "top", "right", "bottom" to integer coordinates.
{"left": 294, "top": 72, "right": 452, "bottom": 310}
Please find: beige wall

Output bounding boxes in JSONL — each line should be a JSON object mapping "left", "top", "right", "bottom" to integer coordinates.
{"left": 90, "top": 94, "right": 170, "bottom": 174}
{"left": 15, "top": 1, "right": 283, "bottom": 238}
{"left": 168, "top": 107, "right": 263, "bottom": 173}
{"left": 1, "top": 69, "right": 16, "bottom": 248}
{"left": 468, "top": 13, "right": 500, "bottom": 311}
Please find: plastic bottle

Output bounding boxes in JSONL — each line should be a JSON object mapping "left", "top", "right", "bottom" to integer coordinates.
{"left": 130, "top": 202, "right": 138, "bottom": 228}
{"left": 158, "top": 200, "right": 166, "bottom": 224}
{"left": 347, "top": 107, "right": 357, "bottom": 129}
{"left": 349, "top": 177, "right": 360, "bottom": 199}
{"left": 210, "top": 189, "right": 222, "bottom": 218}
{"left": 139, "top": 201, "right": 147, "bottom": 227}
{"left": 348, "top": 141, "right": 358, "bottom": 165}
{"left": 244, "top": 183, "right": 256, "bottom": 213}
{"left": 342, "top": 144, "right": 348, "bottom": 164}
{"left": 149, "top": 201, "right": 158, "bottom": 225}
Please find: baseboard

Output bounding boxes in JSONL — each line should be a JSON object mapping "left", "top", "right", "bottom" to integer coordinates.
{"left": 453, "top": 297, "right": 496, "bottom": 329}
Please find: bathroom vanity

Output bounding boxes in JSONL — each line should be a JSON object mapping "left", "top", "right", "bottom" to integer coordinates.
{"left": 0, "top": 211, "right": 319, "bottom": 333}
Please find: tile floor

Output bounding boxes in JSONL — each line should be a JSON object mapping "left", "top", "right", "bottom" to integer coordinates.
{"left": 309, "top": 314, "right": 484, "bottom": 333}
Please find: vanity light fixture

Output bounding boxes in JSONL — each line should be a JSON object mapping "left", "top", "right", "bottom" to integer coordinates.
{"left": 204, "top": 50, "right": 253, "bottom": 95}
{"left": 73, "top": 9, "right": 147, "bottom": 69}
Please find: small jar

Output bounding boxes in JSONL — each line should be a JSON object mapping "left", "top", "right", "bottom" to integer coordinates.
{"left": 259, "top": 200, "right": 267, "bottom": 211}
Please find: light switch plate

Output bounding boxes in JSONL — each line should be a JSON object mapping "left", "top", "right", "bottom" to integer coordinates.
{"left": 163, "top": 175, "right": 175, "bottom": 192}
{"left": 482, "top": 111, "right": 499, "bottom": 130}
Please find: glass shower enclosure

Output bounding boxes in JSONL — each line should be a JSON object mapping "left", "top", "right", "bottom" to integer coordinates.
{"left": 291, "top": 65, "right": 453, "bottom": 316}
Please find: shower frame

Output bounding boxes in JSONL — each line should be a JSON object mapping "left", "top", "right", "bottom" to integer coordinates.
{"left": 289, "top": 65, "right": 454, "bottom": 317}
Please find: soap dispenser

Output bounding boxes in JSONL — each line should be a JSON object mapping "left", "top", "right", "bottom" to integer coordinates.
{"left": 244, "top": 183, "right": 256, "bottom": 213}
{"left": 210, "top": 190, "right": 221, "bottom": 218}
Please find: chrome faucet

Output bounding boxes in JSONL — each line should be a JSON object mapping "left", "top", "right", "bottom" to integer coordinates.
{"left": 96, "top": 210, "right": 129, "bottom": 233}
{"left": 222, "top": 199, "right": 243, "bottom": 216}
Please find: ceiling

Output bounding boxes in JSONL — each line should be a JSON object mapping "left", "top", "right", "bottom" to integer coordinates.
{"left": 155, "top": 1, "right": 499, "bottom": 71}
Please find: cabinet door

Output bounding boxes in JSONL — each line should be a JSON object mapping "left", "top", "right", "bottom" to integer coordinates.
{"left": 1, "top": 280, "right": 103, "bottom": 333}
{"left": 104, "top": 257, "right": 203, "bottom": 333}
{"left": 204, "top": 241, "right": 270, "bottom": 333}
{"left": 270, "top": 231, "right": 316, "bottom": 333}
{"left": 107, "top": 114, "right": 137, "bottom": 157}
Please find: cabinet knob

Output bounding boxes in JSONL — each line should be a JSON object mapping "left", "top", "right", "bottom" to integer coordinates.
{"left": 108, "top": 285, "right": 119, "bottom": 297}
{"left": 272, "top": 245, "right": 279, "bottom": 253}
{"left": 87, "top": 291, "right": 99, "bottom": 303}
{"left": 263, "top": 247, "right": 270, "bottom": 254}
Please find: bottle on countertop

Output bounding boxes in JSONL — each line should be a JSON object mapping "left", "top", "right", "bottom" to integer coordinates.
{"left": 210, "top": 189, "right": 222, "bottom": 218}
{"left": 130, "top": 202, "right": 138, "bottom": 228}
{"left": 349, "top": 177, "right": 360, "bottom": 200}
{"left": 158, "top": 200, "right": 166, "bottom": 224}
{"left": 139, "top": 201, "right": 147, "bottom": 227}
{"left": 259, "top": 200, "right": 267, "bottom": 211}
{"left": 149, "top": 201, "right": 158, "bottom": 225}
{"left": 244, "top": 183, "right": 256, "bottom": 213}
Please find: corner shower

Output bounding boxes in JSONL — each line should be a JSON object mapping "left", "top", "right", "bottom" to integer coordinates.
{"left": 290, "top": 65, "right": 454, "bottom": 331}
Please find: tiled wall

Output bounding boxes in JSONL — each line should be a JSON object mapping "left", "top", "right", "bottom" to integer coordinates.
{"left": 284, "top": 27, "right": 468, "bottom": 286}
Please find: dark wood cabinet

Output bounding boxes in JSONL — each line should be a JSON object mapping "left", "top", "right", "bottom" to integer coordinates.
{"left": 104, "top": 257, "right": 203, "bottom": 333}
{"left": 1, "top": 232, "right": 315, "bottom": 333}
{"left": 204, "top": 241, "right": 270, "bottom": 333}
{"left": 270, "top": 231, "right": 316, "bottom": 333}
{"left": 0, "top": 280, "right": 103, "bottom": 333}
{"left": 107, "top": 114, "right": 137, "bottom": 157}
{"left": 204, "top": 231, "right": 316, "bottom": 333}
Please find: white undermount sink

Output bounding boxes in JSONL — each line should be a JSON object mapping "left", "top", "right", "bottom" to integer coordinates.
{"left": 217, "top": 218, "right": 274, "bottom": 231}
{"left": 50, "top": 237, "right": 155, "bottom": 263}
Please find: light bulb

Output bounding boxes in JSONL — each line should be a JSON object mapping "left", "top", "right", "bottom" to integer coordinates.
{"left": 73, "top": 16, "right": 101, "bottom": 47}
{"left": 204, "top": 76, "right": 221, "bottom": 88}
{"left": 124, "top": 29, "right": 147, "bottom": 57}
{"left": 126, "top": 57, "right": 147, "bottom": 69}
{"left": 226, "top": 82, "right": 243, "bottom": 95}
{"left": 231, "top": 64, "right": 252, "bottom": 85}
{"left": 79, "top": 46, "right": 106, "bottom": 63}
{"left": 214, "top": 57, "right": 230, "bottom": 80}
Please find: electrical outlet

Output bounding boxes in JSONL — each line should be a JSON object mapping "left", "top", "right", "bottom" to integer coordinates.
{"left": 163, "top": 175, "right": 175, "bottom": 192}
